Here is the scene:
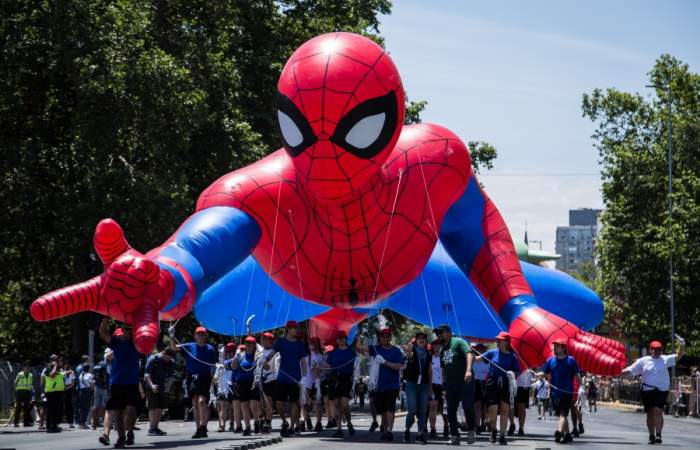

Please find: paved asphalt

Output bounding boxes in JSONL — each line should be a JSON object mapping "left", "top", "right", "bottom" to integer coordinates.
{"left": 1, "top": 405, "right": 698, "bottom": 450}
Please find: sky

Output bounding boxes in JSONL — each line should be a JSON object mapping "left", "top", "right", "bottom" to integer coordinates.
{"left": 380, "top": 0, "right": 700, "bottom": 252}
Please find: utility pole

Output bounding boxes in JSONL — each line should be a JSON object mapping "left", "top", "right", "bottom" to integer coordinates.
{"left": 646, "top": 83, "right": 675, "bottom": 378}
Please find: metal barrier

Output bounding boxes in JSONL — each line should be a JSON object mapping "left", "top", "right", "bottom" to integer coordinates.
{"left": 0, "top": 360, "right": 43, "bottom": 419}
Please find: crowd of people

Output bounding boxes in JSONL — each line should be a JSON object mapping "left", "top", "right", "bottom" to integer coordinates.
{"left": 11, "top": 319, "right": 688, "bottom": 447}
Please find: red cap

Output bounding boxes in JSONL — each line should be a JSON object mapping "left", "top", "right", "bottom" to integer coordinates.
{"left": 334, "top": 330, "right": 347, "bottom": 339}
{"left": 496, "top": 331, "right": 511, "bottom": 341}
{"left": 113, "top": 328, "right": 125, "bottom": 338}
{"left": 195, "top": 326, "right": 207, "bottom": 334}
{"left": 285, "top": 320, "right": 299, "bottom": 328}
{"left": 650, "top": 340, "right": 663, "bottom": 349}
{"left": 238, "top": 344, "right": 245, "bottom": 350}
{"left": 225, "top": 342, "right": 236, "bottom": 351}
{"left": 324, "top": 345, "right": 335, "bottom": 353}
{"left": 244, "top": 336, "right": 257, "bottom": 344}
{"left": 553, "top": 337, "right": 568, "bottom": 346}
{"left": 262, "top": 332, "right": 274, "bottom": 339}
{"left": 378, "top": 328, "right": 393, "bottom": 336}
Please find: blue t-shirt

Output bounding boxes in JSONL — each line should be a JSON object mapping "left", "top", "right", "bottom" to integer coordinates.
{"left": 543, "top": 355, "right": 579, "bottom": 398}
{"left": 109, "top": 337, "right": 141, "bottom": 385}
{"left": 226, "top": 353, "right": 257, "bottom": 382}
{"left": 327, "top": 347, "right": 356, "bottom": 376}
{"left": 369, "top": 345, "right": 406, "bottom": 392}
{"left": 482, "top": 349, "right": 520, "bottom": 381}
{"left": 180, "top": 342, "right": 217, "bottom": 376}
{"left": 273, "top": 338, "right": 309, "bottom": 384}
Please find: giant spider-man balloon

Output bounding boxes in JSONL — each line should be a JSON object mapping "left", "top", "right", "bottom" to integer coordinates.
{"left": 30, "top": 33, "right": 625, "bottom": 374}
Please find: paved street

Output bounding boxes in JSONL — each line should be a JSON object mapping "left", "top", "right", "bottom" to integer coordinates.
{"left": 1, "top": 405, "right": 699, "bottom": 450}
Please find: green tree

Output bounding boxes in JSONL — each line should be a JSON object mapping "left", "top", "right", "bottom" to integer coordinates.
{"left": 582, "top": 55, "right": 700, "bottom": 356}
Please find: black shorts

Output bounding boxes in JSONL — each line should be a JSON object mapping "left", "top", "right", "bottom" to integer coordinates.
{"left": 217, "top": 392, "right": 230, "bottom": 402}
{"left": 146, "top": 388, "right": 168, "bottom": 410}
{"left": 321, "top": 378, "right": 332, "bottom": 397}
{"left": 262, "top": 381, "right": 276, "bottom": 398}
{"left": 552, "top": 394, "right": 572, "bottom": 416}
{"left": 373, "top": 389, "right": 399, "bottom": 414}
{"left": 274, "top": 382, "right": 300, "bottom": 403}
{"left": 474, "top": 380, "right": 485, "bottom": 402}
{"left": 233, "top": 380, "right": 260, "bottom": 403}
{"left": 516, "top": 387, "right": 530, "bottom": 407}
{"left": 484, "top": 378, "right": 510, "bottom": 406}
{"left": 431, "top": 384, "right": 444, "bottom": 411}
{"left": 641, "top": 389, "right": 668, "bottom": 413}
{"left": 328, "top": 373, "right": 353, "bottom": 400}
{"left": 187, "top": 373, "right": 212, "bottom": 401}
{"left": 106, "top": 384, "right": 140, "bottom": 411}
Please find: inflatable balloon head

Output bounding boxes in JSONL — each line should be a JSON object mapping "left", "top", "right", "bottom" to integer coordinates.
{"left": 277, "top": 32, "right": 405, "bottom": 200}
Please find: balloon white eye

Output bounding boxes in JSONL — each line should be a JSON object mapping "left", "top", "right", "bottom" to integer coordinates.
{"left": 278, "top": 110, "right": 304, "bottom": 147}
{"left": 344, "top": 113, "right": 386, "bottom": 149}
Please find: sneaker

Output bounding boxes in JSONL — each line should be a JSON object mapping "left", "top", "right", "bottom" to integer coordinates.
{"left": 254, "top": 420, "right": 261, "bottom": 434}
{"left": 235, "top": 425, "right": 243, "bottom": 433}
{"left": 563, "top": 433, "right": 573, "bottom": 444}
{"left": 333, "top": 429, "right": 344, "bottom": 438}
{"left": 429, "top": 428, "right": 437, "bottom": 438}
{"left": 201, "top": 426, "right": 208, "bottom": 438}
{"left": 347, "top": 422, "right": 355, "bottom": 436}
{"left": 132, "top": 426, "right": 141, "bottom": 431}
{"left": 443, "top": 424, "right": 450, "bottom": 438}
{"left": 369, "top": 421, "right": 379, "bottom": 432}
{"left": 517, "top": 428, "right": 524, "bottom": 437}
{"left": 491, "top": 429, "right": 497, "bottom": 443}
{"left": 148, "top": 429, "right": 159, "bottom": 436}
{"left": 80, "top": 424, "right": 90, "bottom": 429}
{"left": 648, "top": 434, "right": 656, "bottom": 444}
{"left": 280, "top": 421, "right": 289, "bottom": 437}
{"left": 499, "top": 434, "right": 508, "bottom": 445}
{"left": 450, "top": 435, "right": 460, "bottom": 446}
{"left": 655, "top": 433, "right": 662, "bottom": 444}
{"left": 155, "top": 428, "right": 167, "bottom": 436}
{"left": 69, "top": 424, "right": 75, "bottom": 429}
{"left": 467, "top": 430, "right": 475, "bottom": 444}
{"left": 192, "top": 426, "right": 202, "bottom": 439}
{"left": 418, "top": 433, "right": 428, "bottom": 445}
{"left": 99, "top": 434, "right": 110, "bottom": 446}
{"left": 314, "top": 422, "right": 323, "bottom": 433}
{"left": 305, "top": 419, "right": 313, "bottom": 431}
{"left": 125, "top": 430, "right": 134, "bottom": 445}
{"left": 572, "top": 425, "right": 579, "bottom": 437}
{"left": 243, "top": 428, "right": 251, "bottom": 436}
{"left": 326, "top": 419, "right": 337, "bottom": 429}
{"left": 579, "top": 423, "right": 584, "bottom": 434}
{"left": 380, "top": 432, "right": 390, "bottom": 441}
{"left": 507, "top": 423, "right": 515, "bottom": 436}
{"left": 217, "top": 425, "right": 225, "bottom": 432}
{"left": 13, "top": 423, "right": 19, "bottom": 428}
{"left": 555, "top": 431, "right": 562, "bottom": 443}
{"left": 404, "top": 429, "right": 412, "bottom": 443}
{"left": 229, "top": 423, "right": 234, "bottom": 432}
{"left": 113, "top": 437, "right": 126, "bottom": 449}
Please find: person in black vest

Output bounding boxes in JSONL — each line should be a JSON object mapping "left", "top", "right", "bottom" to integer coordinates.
{"left": 402, "top": 331, "right": 432, "bottom": 444}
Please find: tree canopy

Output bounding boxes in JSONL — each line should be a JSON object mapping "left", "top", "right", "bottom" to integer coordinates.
{"left": 582, "top": 55, "right": 700, "bottom": 356}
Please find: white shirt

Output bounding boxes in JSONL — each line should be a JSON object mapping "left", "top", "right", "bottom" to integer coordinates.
{"left": 216, "top": 364, "right": 232, "bottom": 395}
{"left": 78, "top": 372, "right": 94, "bottom": 390}
{"left": 261, "top": 348, "right": 279, "bottom": 383}
{"left": 473, "top": 361, "right": 489, "bottom": 381}
{"left": 303, "top": 353, "right": 323, "bottom": 389}
{"left": 431, "top": 355, "right": 443, "bottom": 385}
{"left": 516, "top": 370, "right": 532, "bottom": 388}
{"left": 626, "top": 354, "right": 677, "bottom": 391}
{"left": 64, "top": 371, "right": 75, "bottom": 389}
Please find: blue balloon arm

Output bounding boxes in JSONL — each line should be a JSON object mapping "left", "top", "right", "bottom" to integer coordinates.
{"left": 153, "top": 206, "right": 261, "bottom": 312}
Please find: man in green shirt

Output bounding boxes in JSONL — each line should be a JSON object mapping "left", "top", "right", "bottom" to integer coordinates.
{"left": 435, "top": 324, "right": 475, "bottom": 445}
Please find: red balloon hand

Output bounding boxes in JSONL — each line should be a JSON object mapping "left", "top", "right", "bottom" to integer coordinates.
{"left": 508, "top": 306, "right": 626, "bottom": 375}
{"left": 30, "top": 219, "right": 174, "bottom": 354}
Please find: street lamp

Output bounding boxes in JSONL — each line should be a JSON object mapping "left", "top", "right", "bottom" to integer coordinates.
{"left": 645, "top": 83, "right": 675, "bottom": 378}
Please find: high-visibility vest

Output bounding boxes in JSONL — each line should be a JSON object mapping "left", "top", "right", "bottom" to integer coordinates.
{"left": 15, "top": 372, "right": 33, "bottom": 391}
{"left": 44, "top": 371, "right": 65, "bottom": 393}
